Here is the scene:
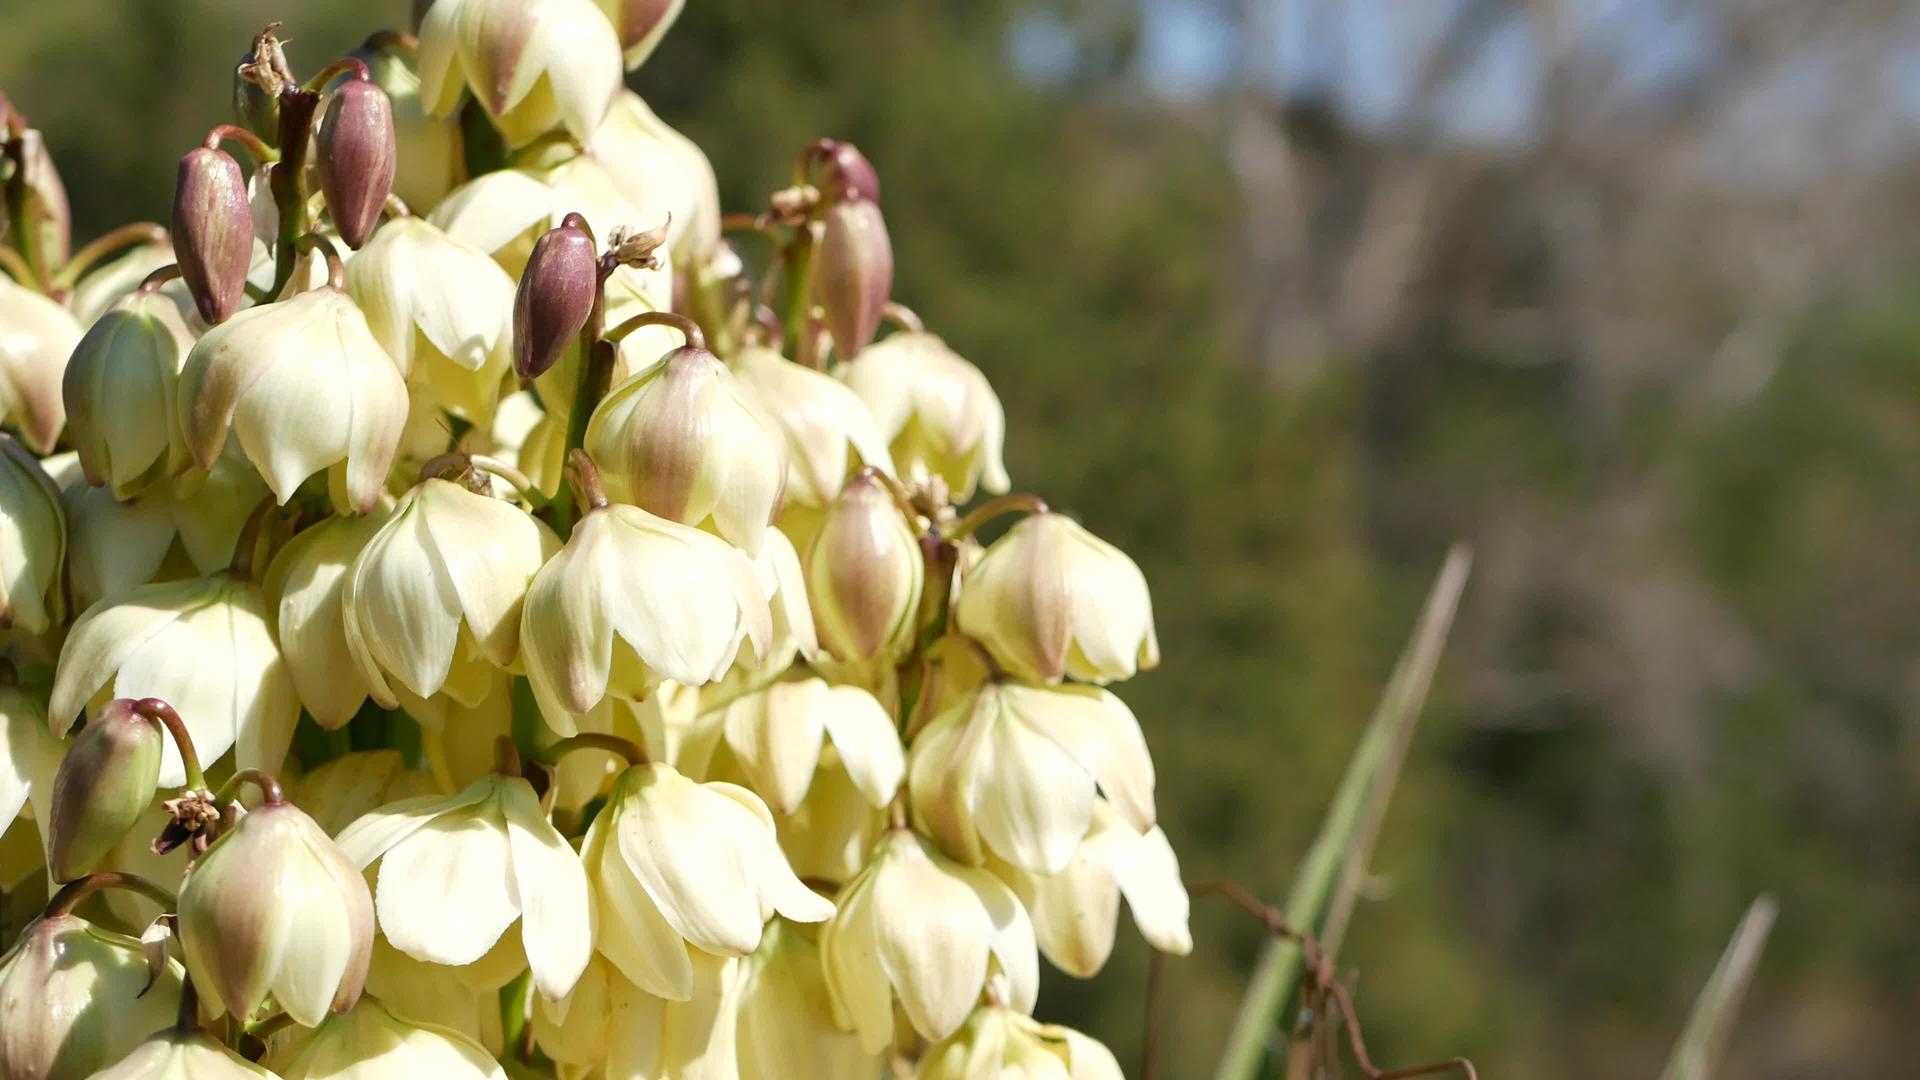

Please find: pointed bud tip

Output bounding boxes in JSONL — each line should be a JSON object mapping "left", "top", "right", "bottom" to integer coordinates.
{"left": 317, "top": 79, "right": 397, "bottom": 249}
{"left": 47, "top": 699, "right": 163, "bottom": 882}
{"left": 171, "top": 146, "right": 252, "bottom": 324}
{"left": 513, "top": 221, "right": 601, "bottom": 379}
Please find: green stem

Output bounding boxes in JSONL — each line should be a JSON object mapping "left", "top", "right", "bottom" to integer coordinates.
{"left": 43, "top": 871, "right": 177, "bottom": 918}
{"left": 776, "top": 224, "right": 816, "bottom": 363}
{"left": 53, "top": 222, "right": 167, "bottom": 289}
{"left": 945, "top": 493, "right": 1049, "bottom": 542}
{"left": 268, "top": 89, "right": 320, "bottom": 297}
{"left": 214, "top": 768, "right": 285, "bottom": 807}
{"left": 203, "top": 125, "right": 276, "bottom": 166}
{"left": 132, "top": 699, "right": 207, "bottom": 793}
{"left": 0, "top": 243, "right": 33, "bottom": 286}
{"left": 536, "top": 733, "right": 648, "bottom": 768}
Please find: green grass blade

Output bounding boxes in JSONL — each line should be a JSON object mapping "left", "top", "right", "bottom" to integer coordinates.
{"left": 1212, "top": 544, "right": 1473, "bottom": 1080}
{"left": 1659, "top": 894, "right": 1779, "bottom": 1080}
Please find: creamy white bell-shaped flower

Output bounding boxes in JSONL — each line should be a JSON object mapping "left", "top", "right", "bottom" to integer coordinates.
{"left": 365, "top": 936, "right": 505, "bottom": 1056}
{"left": 915, "top": 1005, "right": 1124, "bottom": 1080}
{"left": 589, "top": 90, "right": 720, "bottom": 265}
{"left": 0, "top": 911, "right": 183, "bottom": 1080}
{"left": 733, "top": 344, "right": 895, "bottom": 510}
{"left": 988, "top": 800, "right": 1191, "bottom": 978}
{"left": 62, "top": 288, "right": 193, "bottom": 498}
{"left": 584, "top": 345, "right": 786, "bottom": 555}
{"left": 418, "top": 0, "right": 624, "bottom": 148}
{"left": 774, "top": 749, "right": 889, "bottom": 887}
{"left": 178, "top": 287, "right": 409, "bottom": 512}
{"left": 582, "top": 761, "right": 831, "bottom": 1001}
{"left": 0, "top": 435, "right": 64, "bottom": 635}
{"left": 521, "top": 497, "right": 770, "bottom": 731}
{"left": 698, "top": 526, "right": 818, "bottom": 713}
{"left": 263, "top": 506, "right": 390, "bottom": 729}
{"left": 733, "top": 917, "right": 881, "bottom": 1080}
{"left": 839, "top": 331, "right": 1009, "bottom": 500}
{"left": 533, "top": 953, "right": 741, "bottom": 1080}
{"left": 822, "top": 828, "right": 1038, "bottom": 1051}
{"left": 62, "top": 446, "right": 269, "bottom": 610}
{"left": 287, "top": 750, "right": 440, "bottom": 838}
{"left": 65, "top": 239, "right": 175, "bottom": 327}
{"left": 0, "top": 275, "right": 80, "bottom": 453}
{"left": 345, "top": 217, "right": 515, "bottom": 423}
{"left": 909, "top": 682, "right": 1156, "bottom": 876}
{"left": 178, "top": 798, "right": 375, "bottom": 1027}
{"left": 51, "top": 573, "right": 298, "bottom": 787}
{"left": 264, "top": 996, "right": 507, "bottom": 1080}
{"left": 707, "top": 678, "right": 902, "bottom": 815}
{"left": 335, "top": 772, "right": 592, "bottom": 1001}
{"left": 955, "top": 511, "right": 1159, "bottom": 685}
{"left": 90, "top": 1031, "right": 283, "bottom": 1080}
{"left": 0, "top": 682, "right": 58, "bottom": 835}
{"left": 590, "top": 0, "right": 684, "bottom": 68}
{"left": 342, "top": 478, "right": 557, "bottom": 707}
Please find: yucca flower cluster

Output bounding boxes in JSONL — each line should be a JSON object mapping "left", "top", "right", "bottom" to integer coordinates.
{"left": 0, "top": 4, "right": 1190, "bottom": 1078}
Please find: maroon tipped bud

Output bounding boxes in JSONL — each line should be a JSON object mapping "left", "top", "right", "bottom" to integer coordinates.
{"left": 819, "top": 141, "right": 880, "bottom": 203}
{"left": 514, "top": 216, "right": 600, "bottom": 379}
{"left": 316, "top": 79, "right": 397, "bottom": 250}
{"left": 815, "top": 199, "right": 893, "bottom": 358}
{"left": 171, "top": 146, "right": 252, "bottom": 324}
{"left": 47, "top": 699, "right": 162, "bottom": 883}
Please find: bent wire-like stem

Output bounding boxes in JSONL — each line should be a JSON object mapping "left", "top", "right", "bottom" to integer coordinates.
{"left": 1213, "top": 544, "right": 1471, "bottom": 1080}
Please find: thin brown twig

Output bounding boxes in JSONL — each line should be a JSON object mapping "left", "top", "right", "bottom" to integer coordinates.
{"left": 1188, "top": 878, "right": 1478, "bottom": 1080}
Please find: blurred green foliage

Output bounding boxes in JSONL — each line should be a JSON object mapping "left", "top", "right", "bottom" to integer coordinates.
{"left": 10, "top": 1, "right": 1920, "bottom": 1077}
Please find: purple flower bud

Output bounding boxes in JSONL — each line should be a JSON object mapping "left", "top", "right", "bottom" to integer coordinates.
{"left": 317, "top": 80, "right": 397, "bottom": 250}
{"left": 815, "top": 199, "right": 893, "bottom": 358}
{"left": 513, "top": 217, "right": 600, "bottom": 379}
{"left": 170, "top": 147, "right": 252, "bottom": 324}
{"left": 819, "top": 141, "right": 880, "bottom": 203}
{"left": 47, "top": 699, "right": 162, "bottom": 883}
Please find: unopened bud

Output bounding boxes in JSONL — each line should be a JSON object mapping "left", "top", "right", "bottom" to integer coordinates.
{"left": 170, "top": 146, "right": 252, "bottom": 324}
{"left": 177, "top": 798, "right": 374, "bottom": 1026}
{"left": 805, "top": 471, "right": 923, "bottom": 664}
{"left": 316, "top": 79, "right": 397, "bottom": 249}
{"left": 47, "top": 699, "right": 163, "bottom": 883}
{"left": 513, "top": 217, "right": 599, "bottom": 379}
{"left": 817, "top": 141, "right": 880, "bottom": 203}
{"left": 0, "top": 912, "right": 183, "bottom": 1079}
{"left": 595, "top": 0, "right": 686, "bottom": 68}
{"left": 9, "top": 127, "right": 72, "bottom": 272}
{"left": 62, "top": 288, "right": 193, "bottom": 498}
{"left": 815, "top": 199, "right": 892, "bottom": 358}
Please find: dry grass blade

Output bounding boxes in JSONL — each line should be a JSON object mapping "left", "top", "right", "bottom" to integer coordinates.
{"left": 1659, "top": 894, "right": 1779, "bottom": 1080}
{"left": 1213, "top": 543, "right": 1473, "bottom": 1080}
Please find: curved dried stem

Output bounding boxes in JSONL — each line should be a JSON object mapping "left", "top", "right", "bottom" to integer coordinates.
{"left": 604, "top": 309, "right": 705, "bottom": 352}
{"left": 43, "top": 871, "right": 177, "bottom": 919}
{"left": 135, "top": 264, "right": 182, "bottom": 295}
{"left": 945, "top": 493, "right": 1049, "bottom": 541}
{"left": 536, "top": 732, "right": 648, "bottom": 768}
{"left": 132, "top": 698, "right": 207, "bottom": 793}
{"left": 294, "top": 232, "right": 346, "bottom": 290}
{"left": 57, "top": 222, "right": 168, "bottom": 288}
{"left": 216, "top": 768, "right": 286, "bottom": 807}
{"left": 0, "top": 244, "right": 35, "bottom": 286}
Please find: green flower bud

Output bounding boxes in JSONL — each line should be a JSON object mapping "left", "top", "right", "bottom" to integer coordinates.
{"left": 0, "top": 912, "right": 183, "bottom": 1080}
{"left": 177, "top": 798, "right": 375, "bottom": 1027}
{"left": 583, "top": 345, "right": 787, "bottom": 555}
{"left": 954, "top": 511, "right": 1159, "bottom": 685}
{"left": 46, "top": 699, "right": 162, "bottom": 882}
{"left": 804, "top": 471, "right": 923, "bottom": 665}
{"left": 316, "top": 80, "right": 397, "bottom": 250}
{"left": 170, "top": 147, "right": 252, "bottom": 325}
{"left": 61, "top": 288, "right": 193, "bottom": 499}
